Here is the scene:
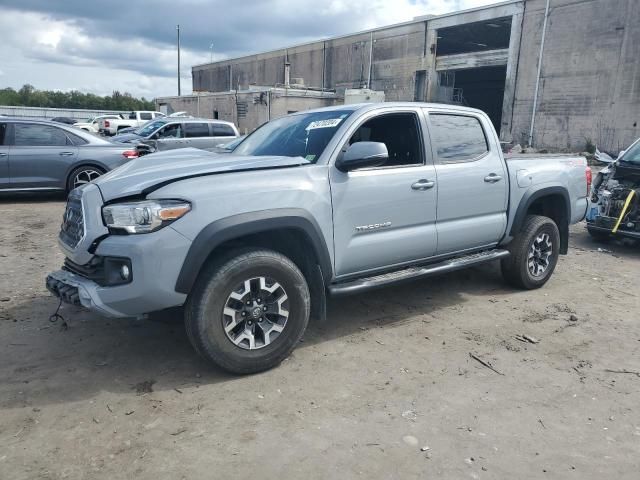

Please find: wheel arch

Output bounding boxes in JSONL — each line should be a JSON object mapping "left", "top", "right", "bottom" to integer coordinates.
{"left": 510, "top": 186, "right": 570, "bottom": 254}
{"left": 175, "top": 209, "right": 333, "bottom": 320}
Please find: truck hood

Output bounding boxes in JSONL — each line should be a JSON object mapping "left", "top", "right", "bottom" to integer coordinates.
{"left": 94, "top": 147, "right": 310, "bottom": 201}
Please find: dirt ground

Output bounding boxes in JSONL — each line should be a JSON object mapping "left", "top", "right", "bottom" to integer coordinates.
{"left": 0, "top": 194, "right": 639, "bottom": 480}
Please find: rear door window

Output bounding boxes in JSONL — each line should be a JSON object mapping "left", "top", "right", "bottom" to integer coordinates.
{"left": 429, "top": 114, "right": 488, "bottom": 162}
{"left": 66, "top": 131, "right": 89, "bottom": 145}
{"left": 14, "top": 124, "right": 70, "bottom": 146}
{"left": 185, "top": 123, "right": 210, "bottom": 138}
{"left": 139, "top": 112, "right": 152, "bottom": 121}
{"left": 210, "top": 124, "right": 236, "bottom": 137}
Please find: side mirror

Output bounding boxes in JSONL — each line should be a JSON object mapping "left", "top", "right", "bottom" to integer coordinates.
{"left": 335, "top": 142, "right": 389, "bottom": 172}
{"left": 617, "top": 149, "right": 626, "bottom": 160}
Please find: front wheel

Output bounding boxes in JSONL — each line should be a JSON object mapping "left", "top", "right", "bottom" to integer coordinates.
{"left": 185, "top": 249, "right": 310, "bottom": 374}
{"left": 502, "top": 215, "right": 560, "bottom": 289}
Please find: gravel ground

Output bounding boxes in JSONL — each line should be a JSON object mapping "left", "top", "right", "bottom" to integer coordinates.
{"left": 1, "top": 194, "right": 639, "bottom": 480}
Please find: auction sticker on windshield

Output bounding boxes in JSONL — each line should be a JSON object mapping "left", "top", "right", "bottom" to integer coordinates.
{"left": 306, "top": 119, "right": 343, "bottom": 130}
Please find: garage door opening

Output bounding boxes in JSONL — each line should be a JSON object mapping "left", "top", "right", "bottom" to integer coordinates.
{"left": 437, "top": 65, "right": 507, "bottom": 135}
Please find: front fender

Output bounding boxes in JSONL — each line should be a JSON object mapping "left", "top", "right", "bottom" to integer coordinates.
{"left": 174, "top": 208, "right": 333, "bottom": 294}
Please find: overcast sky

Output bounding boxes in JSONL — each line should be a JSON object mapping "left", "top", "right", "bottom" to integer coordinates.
{"left": 0, "top": 0, "right": 504, "bottom": 99}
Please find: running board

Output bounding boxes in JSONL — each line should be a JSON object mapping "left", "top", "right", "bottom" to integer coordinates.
{"left": 328, "top": 249, "right": 510, "bottom": 297}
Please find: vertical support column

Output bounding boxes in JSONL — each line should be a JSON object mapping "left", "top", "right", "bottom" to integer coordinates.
{"left": 424, "top": 26, "right": 439, "bottom": 102}
{"left": 501, "top": 10, "right": 524, "bottom": 141}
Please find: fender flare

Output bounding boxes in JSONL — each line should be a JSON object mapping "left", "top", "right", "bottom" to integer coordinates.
{"left": 510, "top": 186, "right": 571, "bottom": 254}
{"left": 174, "top": 208, "right": 333, "bottom": 294}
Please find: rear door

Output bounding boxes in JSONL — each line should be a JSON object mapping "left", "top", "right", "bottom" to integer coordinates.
{"left": 8, "top": 122, "right": 78, "bottom": 189}
{"left": 330, "top": 108, "right": 438, "bottom": 277}
{"left": 425, "top": 110, "right": 508, "bottom": 255}
{"left": 184, "top": 122, "right": 211, "bottom": 149}
{"left": 0, "top": 122, "right": 8, "bottom": 188}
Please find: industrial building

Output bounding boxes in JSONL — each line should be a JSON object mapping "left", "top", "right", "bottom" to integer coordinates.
{"left": 158, "top": 0, "right": 639, "bottom": 152}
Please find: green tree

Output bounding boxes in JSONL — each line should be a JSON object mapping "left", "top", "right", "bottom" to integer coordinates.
{"left": 0, "top": 85, "right": 155, "bottom": 111}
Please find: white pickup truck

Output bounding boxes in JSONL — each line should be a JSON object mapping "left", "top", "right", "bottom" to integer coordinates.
{"left": 98, "top": 111, "right": 165, "bottom": 136}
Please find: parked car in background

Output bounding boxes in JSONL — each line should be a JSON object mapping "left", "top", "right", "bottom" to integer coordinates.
{"left": 51, "top": 117, "right": 77, "bottom": 125}
{"left": 46, "top": 103, "right": 590, "bottom": 374}
{"left": 110, "top": 118, "right": 239, "bottom": 155}
{"left": 0, "top": 117, "right": 139, "bottom": 193}
{"left": 73, "top": 115, "right": 123, "bottom": 133}
{"left": 587, "top": 137, "right": 640, "bottom": 241}
{"left": 168, "top": 111, "right": 192, "bottom": 118}
{"left": 98, "top": 111, "right": 165, "bottom": 136}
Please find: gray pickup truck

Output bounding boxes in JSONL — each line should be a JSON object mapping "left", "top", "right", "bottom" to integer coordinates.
{"left": 46, "top": 103, "right": 590, "bottom": 374}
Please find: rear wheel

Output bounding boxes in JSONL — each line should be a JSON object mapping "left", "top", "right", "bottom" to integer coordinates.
{"left": 66, "top": 165, "right": 105, "bottom": 193}
{"left": 185, "top": 249, "right": 310, "bottom": 374}
{"left": 502, "top": 215, "right": 560, "bottom": 289}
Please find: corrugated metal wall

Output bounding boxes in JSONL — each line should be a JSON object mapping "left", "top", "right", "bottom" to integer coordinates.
{"left": 0, "top": 105, "right": 129, "bottom": 120}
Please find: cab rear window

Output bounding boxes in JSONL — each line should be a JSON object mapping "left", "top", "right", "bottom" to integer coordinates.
{"left": 430, "top": 114, "right": 488, "bottom": 162}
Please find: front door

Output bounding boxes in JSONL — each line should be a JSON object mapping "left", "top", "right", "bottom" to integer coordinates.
{"left": 330, "top": 109, "right": 438, "bottom": 278}
{"left": 154, "top": 122, "right": 185, "bottom": 151}
{"left": 9, "top": 122, "right": 78, "bottom": 189}
{"left": 425, "top": 110, "right": 508, "bottom": 255}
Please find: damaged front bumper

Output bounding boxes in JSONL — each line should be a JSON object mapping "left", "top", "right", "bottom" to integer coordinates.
{"left": 46, "top": 269, "right": 130, "bottom": 318}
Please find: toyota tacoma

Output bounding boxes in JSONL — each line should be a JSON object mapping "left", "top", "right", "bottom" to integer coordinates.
{"left": 47, "top": 103, "right": 591, "bottom": 374}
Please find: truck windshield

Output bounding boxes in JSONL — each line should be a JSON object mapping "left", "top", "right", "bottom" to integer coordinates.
{"left": 620, "top": 140, "right": 640, "bottom": 164}
{"left": 233, "top": 110, "right": 353, "bottom": 162}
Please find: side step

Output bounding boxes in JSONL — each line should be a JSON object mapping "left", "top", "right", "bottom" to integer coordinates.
{"left": 328, "top": 249, "right": 510, "bottom": 297}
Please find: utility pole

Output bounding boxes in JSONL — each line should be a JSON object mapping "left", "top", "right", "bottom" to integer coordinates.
{"left": 176, "top": 24, "right": 181, "bottom": 96}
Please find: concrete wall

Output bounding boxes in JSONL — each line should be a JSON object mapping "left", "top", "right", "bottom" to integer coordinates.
{"left": 193, "top": 22, "right": 430, "bottom": 100}
{"left": 510, "top": 0, "right": 640, "bottom": 151}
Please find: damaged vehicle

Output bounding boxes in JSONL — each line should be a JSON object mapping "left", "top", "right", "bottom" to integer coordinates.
{"left": 587, "top": 138, "right": 640, "bottom": 241}
{"left": 46, "top": 103, "right": 590, "bottom": 374}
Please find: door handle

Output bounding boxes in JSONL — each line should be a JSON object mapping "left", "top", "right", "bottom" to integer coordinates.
{"left": 411, "top": 179, "right": 436, "bottom": 190}
{"left": 0, "top": 153, "right": 7, "bottom": 157}
{"left": 59, "top": 152, "right": 75, "bottom": 157}
{"left": 484, "top": 174, "right": 503, "bottom": 183}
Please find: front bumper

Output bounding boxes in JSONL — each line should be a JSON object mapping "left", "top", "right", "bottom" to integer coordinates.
{"left": 46, "top": 269, "right": 129, "bottom": 317}
{"left": 48, "top": 225, "right": 192, "bottom": 318}
{"left": 586, "top": 222, "right": 640, "bottom": 240}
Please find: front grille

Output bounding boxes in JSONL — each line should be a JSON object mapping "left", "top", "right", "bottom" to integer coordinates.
{"left": 59, "top": 192, "right": 85, "bottom": 248}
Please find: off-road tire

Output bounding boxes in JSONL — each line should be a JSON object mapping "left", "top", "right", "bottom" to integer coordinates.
{"left": 185, "top": 249, "right": 310, "bottom": 374}
{"left": 501, "top": 215, "right": 560, "bottom": 290}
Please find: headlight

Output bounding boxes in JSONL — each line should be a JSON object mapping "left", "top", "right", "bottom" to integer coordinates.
{"left": 103, "top": 200, "right": 191, "bottom": 234}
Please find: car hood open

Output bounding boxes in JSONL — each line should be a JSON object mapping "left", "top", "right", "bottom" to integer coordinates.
{"left": 94, "top": 147, "right": 310, "bottom": 201}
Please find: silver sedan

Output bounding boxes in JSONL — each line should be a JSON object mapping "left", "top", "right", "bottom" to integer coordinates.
{"left": 0, "top": 118, "right": 140, "bottom": 193}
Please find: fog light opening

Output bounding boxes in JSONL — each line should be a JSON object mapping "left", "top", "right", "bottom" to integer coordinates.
{"left": 120, "top": 264, "right": 131, "bottom": 281}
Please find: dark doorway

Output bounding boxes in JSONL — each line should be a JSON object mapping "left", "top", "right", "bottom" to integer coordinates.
{"left": 449, "top": 65, "right": 507, "bottom": 134}
{"left": 414, "top": 70, "right": 426, "bottom": 102}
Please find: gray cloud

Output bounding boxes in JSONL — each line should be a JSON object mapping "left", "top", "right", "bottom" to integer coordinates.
{"left": 0, "top": 0, "right": 502, "bottom": 96}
